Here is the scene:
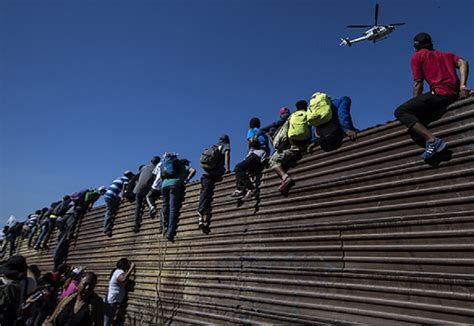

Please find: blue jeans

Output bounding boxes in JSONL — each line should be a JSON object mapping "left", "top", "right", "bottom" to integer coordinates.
{"left": 161, "top": 185, "right": 184, "bottom": 238}
{"left": 104, "top": 301, "right": 122, "bottom": 326}
{"left": 27, "top": 224, "right": 37, "bottom": 247}
{"left": 34, "top": 219, "right": 51, "bottom": 248}
{"left": 104, "top": 197, "right": 120, "bottom": 233}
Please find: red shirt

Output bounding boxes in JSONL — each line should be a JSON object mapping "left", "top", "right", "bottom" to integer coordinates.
{"left": 410, "top": 49, "right": 460, "bottom": 97}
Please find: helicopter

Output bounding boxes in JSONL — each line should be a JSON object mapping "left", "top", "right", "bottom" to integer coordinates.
{"left": 340, "top": 3, "right": 405, "bottom": 47}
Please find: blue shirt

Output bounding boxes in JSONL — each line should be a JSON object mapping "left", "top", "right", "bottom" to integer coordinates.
{"left": 105, "top": 176, "right": 129, "bottom": 199}
{"left": 247, "top": 128, "right": 270, "bottom": 151}
{"left": 330, "top": 96, "right": 356, "bottom": 132}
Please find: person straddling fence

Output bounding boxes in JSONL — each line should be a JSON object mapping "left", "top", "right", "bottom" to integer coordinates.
{"left": 394, "top": 32, "right": 470, "bottom": 162}
{"left": 230, "top": 117, "right": 270, "bottom": 201}
{"left": 269, "top": 100, "right": 312, "bottom": 192}
{"left": 256, "top": 107, "right": 291, "bottom": 145}
{"left": 308, "top": 95, "right": 358, "bottom": 153}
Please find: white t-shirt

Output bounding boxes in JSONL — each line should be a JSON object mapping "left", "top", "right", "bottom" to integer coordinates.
{"left": 151, "top": 162, "right": 162, "bottom": 190}
{"left": 107, "top": 269, "right": 126, "bottom": 303}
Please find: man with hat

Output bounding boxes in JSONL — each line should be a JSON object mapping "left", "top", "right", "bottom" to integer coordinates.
{"left": 197, "top": 135, "right": 231, "bottom": 231}
{"left": 394, "top": 32, "right": 470, "bottom": 162}
{"left": 256, "top": 107, "right": 291, "bottom": 143}
{"left": 0, "top": 255, "right": 28, "bottom": 324}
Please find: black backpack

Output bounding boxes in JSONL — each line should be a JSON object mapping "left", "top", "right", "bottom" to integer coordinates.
{"left": 0, "top": 281, "right": 20, "bottom": 325}
{"left": 123, "top": 174, "right": 139, "bottom": 201}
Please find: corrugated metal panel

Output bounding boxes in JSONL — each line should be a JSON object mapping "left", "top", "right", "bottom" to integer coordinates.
{"left": 15, "top": 98, "right": 474, "bottom": 325}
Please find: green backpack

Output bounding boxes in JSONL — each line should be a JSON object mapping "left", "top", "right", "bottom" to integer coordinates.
{"left": 307, "top": 92, "right": 333, "bottom": 126}
{"left": 288, "top": 111, "right": 311, "bottom": 141}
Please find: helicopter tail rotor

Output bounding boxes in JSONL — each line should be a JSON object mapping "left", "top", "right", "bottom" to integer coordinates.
{"left": 340, "top": 38, "right": 352, "bottom": 47}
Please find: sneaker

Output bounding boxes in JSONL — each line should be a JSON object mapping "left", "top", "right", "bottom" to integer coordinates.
{"left": 422, "top": 138, "right": 447, "bottom": 161}
{"left": 229, "top": 190, "right": 244, "bottom": 198}
{"left": 197, "top": 212, "right": 204, "bottom": 229}
{"left": 241, "top": 189, "right": 257, "bottom": 201}
{"left": 104, "top": 230, "right": 112, "bottom": 237}
{"left": 149, "top": 207, "right": 157, "bottom": 219}
{"left": 278, "top": 176, "right": 294, "bottom": 192}
{"left": 204, "top": 214, "right": 211, "bottom": 228}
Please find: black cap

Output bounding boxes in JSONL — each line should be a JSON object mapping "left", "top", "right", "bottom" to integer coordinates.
{"left": 218, "top": 134, "right": 230, "bottom": 144}
{"left": 0, "top": 255, "right": 27, "bottom": 276}
{"left": 414, "top": 32, "right": 433, "bottom": 50}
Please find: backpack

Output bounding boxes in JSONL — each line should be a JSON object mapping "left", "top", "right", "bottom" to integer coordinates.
{"left": 200, "top": 145, "right": 222, "bottom": 171}
{"left": 70, "top": 189, "right": 88, "bottom": 205}
{"left": 307, "top": 92, "right": 333, "bottom": 127}
{"left": 161, "top": 155, "right": 180, "bottom": 179}
{"left": 123, "top": 175, "right": 138, "bottom": 201}
{"left": 288, "top": 111, "right": 311, "bottom": 141}
{"left": 0, "top": 281, "right": 20, "bottom": 324}
{"left": 272, "top": 120, "right": 290, "bottom": 151}
{"left": 53, "top": 199, "right": 72, "bottom": 217}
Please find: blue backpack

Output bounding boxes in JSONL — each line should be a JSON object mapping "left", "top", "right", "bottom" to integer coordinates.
{"left": 161, "top": 155, "right": 180, "bottom": 179}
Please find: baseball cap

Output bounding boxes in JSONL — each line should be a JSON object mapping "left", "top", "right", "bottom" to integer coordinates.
{"left": 414, "top": 32, "right": 432, "bottom": 48}
{"left": 279, "top": 107, "right": 290, "bottom": 116}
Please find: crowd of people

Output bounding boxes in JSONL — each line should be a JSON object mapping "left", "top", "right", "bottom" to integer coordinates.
{"left": 0, "top": 31, "right": 471, "bottom": 325}
{"left": 1, "top": 32, "right": 471, "bottom": 252}
{"left": 0, "top": 255, "right": 135, "bottom": 326}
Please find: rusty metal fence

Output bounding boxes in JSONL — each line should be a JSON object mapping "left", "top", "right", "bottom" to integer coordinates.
{"left": 16, "top": 98, "right": 474, "bottom": 325}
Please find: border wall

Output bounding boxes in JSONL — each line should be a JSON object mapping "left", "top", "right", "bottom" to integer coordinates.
{"left": 15, "top": 98, "right": 474, "bottom": 325}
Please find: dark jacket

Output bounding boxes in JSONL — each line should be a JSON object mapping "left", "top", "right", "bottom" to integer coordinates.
{"left": 256, "top": 112, "right": 291, "bottom": 138}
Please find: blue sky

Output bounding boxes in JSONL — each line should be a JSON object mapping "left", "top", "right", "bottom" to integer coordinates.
{"left": 1, "top": 0, "right": 473, "bottom": 224}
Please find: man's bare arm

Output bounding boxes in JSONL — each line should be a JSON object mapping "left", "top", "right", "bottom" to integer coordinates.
{"left": 456, "top": 58, "right": 469, "bottom": 89}
{"left": 413, "top": 80, "right": 423, "bottom": 97}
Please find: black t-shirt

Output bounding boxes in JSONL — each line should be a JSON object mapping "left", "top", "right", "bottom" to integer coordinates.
{"left": 55, "top": 298, "right": 93, "bottom": 326}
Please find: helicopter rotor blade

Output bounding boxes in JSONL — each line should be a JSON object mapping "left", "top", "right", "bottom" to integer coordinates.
{"left": 374, "top": 3, "right": 379, "bottom": 26}
{"left": 388, "top": 23, "right": 406, "bottom": 26}
{"left": 346, "top": 25, "right": 372, "bottom": 28}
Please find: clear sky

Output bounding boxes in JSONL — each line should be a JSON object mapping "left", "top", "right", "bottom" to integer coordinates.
{"left": 1, "top": 0, "right": 473, "bottom": 224}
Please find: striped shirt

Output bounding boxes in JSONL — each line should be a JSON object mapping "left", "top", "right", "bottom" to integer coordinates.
{"left": 104, "top": 176, "right": 129, "bottom": 199}
{"left": 26, "top": 214, "right": 39, "bottom": 227}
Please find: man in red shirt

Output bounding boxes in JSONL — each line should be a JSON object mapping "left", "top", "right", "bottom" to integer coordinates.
{"left": 394, "top": 32, "right": 470, "bottom": 161}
